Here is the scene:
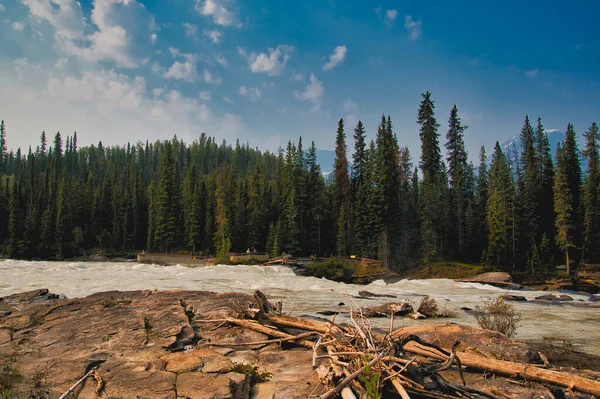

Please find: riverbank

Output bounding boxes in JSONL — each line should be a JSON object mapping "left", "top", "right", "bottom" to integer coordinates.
{"left": 1, "top": 288, "right": 600, "bottom": 398}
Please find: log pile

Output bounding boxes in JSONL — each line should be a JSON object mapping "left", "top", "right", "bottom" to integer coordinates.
{"left": 201, "top": 290, "right": 600, "bottom": 399}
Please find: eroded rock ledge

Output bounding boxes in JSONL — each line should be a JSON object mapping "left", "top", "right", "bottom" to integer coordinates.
{"left": 1, "top": 289, "right": 599, "bottom": 399}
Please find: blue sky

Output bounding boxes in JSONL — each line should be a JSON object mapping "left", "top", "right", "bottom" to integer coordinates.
{"left": 0, "top": 0, "right": 598, "bottom": 162}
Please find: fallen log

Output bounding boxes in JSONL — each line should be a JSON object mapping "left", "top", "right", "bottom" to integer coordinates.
{"left": 223, "top": 317, "right": 315, "bottom": 349}
{"left": 403, "top": 341, "right": 600, "bottom": 397}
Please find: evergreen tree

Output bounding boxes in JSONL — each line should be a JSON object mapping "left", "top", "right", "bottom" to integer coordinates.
{"left": 0, "top": 121, "right": 7, "bottom": 173}
{"left": 153, "top": 142, "right": 179, "bottom": 252}
{"left": 473, "top": 146, "right": 489, "bottom": 260}
{"left": 554, "top": 143, "right": 574, "bottom": 274}
{"left": 214, "top": 164, "right": 231, "bottom": 260}
{"left": 562, "top": 123, "right": 583, "bottom": 255}
{"left": 582, "top": 122, "right": 600, "bottom": 261}
{"left": 445, "top": 104, "right": 469, "bottom": 258}
{"left": 537, "top": 118, "right": 555, "bottom": 255}
{"left": 334, "top": 118, "right": 351, "bottom": 255}
{"left": 487, "top": 142, "right": 515, "bottom": 270}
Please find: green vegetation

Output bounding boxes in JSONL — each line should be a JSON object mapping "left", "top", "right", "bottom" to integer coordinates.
{"left": 359, "top": 362, "right": 382, "bottom": 399}
{"left": 305, "top": 257, "right": 353, "bottom": 283}
{"left": 229, "top": 363, "right": 272, "bottom": 385}
{"left": 0, "top": 97, "right": 598, "bottom": 275}
{"left": 474, "top": 297, "right": 521, "bottom": 338}
{"left": 409, "top": 262, "right": 484, "bottom": 279}
{"left": 100, "top": 297, "right": 132, "bottom": 308}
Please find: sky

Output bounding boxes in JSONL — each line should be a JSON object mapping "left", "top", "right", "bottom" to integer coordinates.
{"left": 0, "top": 0, "right": 599, "bottom": 162}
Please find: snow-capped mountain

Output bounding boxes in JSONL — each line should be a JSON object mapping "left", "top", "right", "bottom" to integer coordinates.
{"left": 500, "top": 129, "right": 565, "bottom": 160}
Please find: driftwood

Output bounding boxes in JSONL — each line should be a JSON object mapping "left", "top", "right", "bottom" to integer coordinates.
{"left": 206, "top": 290, "right": 600, "bottom": 399}
{"left": 404, "top": 341, "right": 600, "bottom": 397}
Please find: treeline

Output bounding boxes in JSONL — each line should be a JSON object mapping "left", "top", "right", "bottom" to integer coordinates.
{"left": 0, "top": 92, "right": 598, "bottom": 274}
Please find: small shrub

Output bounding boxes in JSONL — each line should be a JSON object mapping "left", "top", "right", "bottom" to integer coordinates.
{"left": 305, "top": 257, "right": 353, "bottom": 283}
{"left": 474, "top": 297, "right": 521, "bottom": 338}
{"left": 229, "top": 363, "right": 272, "bottom": 385}
{"left": 359, "top": 363, "right": 382, "bottom": 399}
{"left": 417, "top": 296, "right": 438, "bottom": 317}
{"left": 101, "top": 297, "right": 132, "bottom": 308}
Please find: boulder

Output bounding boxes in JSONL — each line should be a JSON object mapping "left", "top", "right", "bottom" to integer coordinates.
{"left": 460, "top": 272, "right": 523, "bottom": 289}
{"left": 361, "top": 302, "right": 413, "bottom": 317}
{"left": 501, "top": 294, "right": 528, "bottom": 302}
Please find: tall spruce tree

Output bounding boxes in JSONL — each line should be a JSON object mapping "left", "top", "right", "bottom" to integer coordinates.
{"left": 582, "top": 122, "right": 600, "bottom": 261}
{"left": 518, "top": 116, "right": 542, "bottom": 263}
{"left": 562, "top": 123, "right": 583, "bottom": 255}
{"left": 417, "top": 92, "right": 444, "bottom": 269}
{"left": 487, "top": 142, "right": 515, "bottom": 270}
{"left": 445, "top": 104, "right": 469, "bottom": 259}
{"left": 474, "top": 146, "right": 489, "bottom": 261}
{"left": 214, "top": 164, "right": 231, "bottom": 260}
{"left": 153, "top": 142, "right": 179, "bottom": 252}
{"left": 554, "top": 143, "right": 574, "bottom": 274}
{"left": 536, "top": 118, "right": 555, "bottom": 257}
{"left": 334, "top": 118, "right": 351, "bottom": 255}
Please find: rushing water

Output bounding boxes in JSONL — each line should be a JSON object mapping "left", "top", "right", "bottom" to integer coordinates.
{"left": 1, "top": 259, "right": 598, "bottom": 355}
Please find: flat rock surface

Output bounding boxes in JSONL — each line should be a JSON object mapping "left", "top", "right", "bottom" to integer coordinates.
{"left": 0, "top": 289, "right": 319, "bottom": 398}
{"left": 1, "top": 289, "right": 598, "bottom": 399}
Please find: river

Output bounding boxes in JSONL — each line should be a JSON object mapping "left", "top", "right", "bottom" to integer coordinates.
{"left": 1, "top": 259, "right": 598, "bottom": 355}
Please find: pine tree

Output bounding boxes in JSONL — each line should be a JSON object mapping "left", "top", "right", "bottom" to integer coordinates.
{"left": 554, "top": 143, "right": 574, "bottom": 274}
{"left": 582, "top": 122, "right": 600, "bottom": 261}
{"left": 153, "top": 142, "right": 179, "bottom": 252}
{"left": 562, "top": 123, "right": 583, "bottom": 255}
{"left": 418, "top": 92, "right": 442, "bottom": 181}
{"left": 351, "top": 121, "right": 368, "bottom": 256}
{"left": 0, "top": 121, "right": 7, "bottom": 173}
{"left": 417, "top": 92, "right": 444, "bottom": 267}
{"left": 537, "top": 118, "right": 555, "bottom": 254}
{"left": 486, "top": 142, "right": 515, "bottom": 270}
{"left": 445, "top": 104, "right": 469, "bottom": 258}
{"left": 474, "top": 146, "right": 489, "bottom": 260}
{"left": 518, "top": 116, "right": 542, "bottom": 257}
{"left": 214, "top": 164, "right": 231, "bottom": 261}
{"left": 334, "top": 118, "right": 351, "bottom": 255}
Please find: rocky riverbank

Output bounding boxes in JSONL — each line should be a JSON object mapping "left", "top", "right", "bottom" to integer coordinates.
{"left": 2, "top": 288, "right": 600, "bottom": 398}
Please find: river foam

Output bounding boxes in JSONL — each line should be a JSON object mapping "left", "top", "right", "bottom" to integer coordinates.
{"left": 1, "top": 259, "right": 598, "bottom": 354}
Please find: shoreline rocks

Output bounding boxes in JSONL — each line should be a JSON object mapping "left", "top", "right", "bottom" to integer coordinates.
{"left": 2, "top": 288, "right": 600, "bottom": 398}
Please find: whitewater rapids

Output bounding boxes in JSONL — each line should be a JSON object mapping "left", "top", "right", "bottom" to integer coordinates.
{"left": 0, "top": 259, "right": 597, "bottom": 355}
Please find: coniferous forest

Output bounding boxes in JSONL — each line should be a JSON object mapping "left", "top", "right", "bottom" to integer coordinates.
{"left": 0, "top": 91, "right": 598, "bottom": 275}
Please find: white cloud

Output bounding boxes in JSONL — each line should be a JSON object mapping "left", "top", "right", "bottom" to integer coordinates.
{"left": 404, "top": 15, "right": 422, "bottom": 40}
{"left": 21, "top": 0, "right": 156, "bottom": 68}
{"left": 242, "top": 45, "right": 294, "bottom": 76}
{"left": 294, "top": 73, "right": 324, "bottom": 112}
{"left": 151, "top": 33, "right": 157, "bottom": 44}
{"left": 525, "top": 68, "right": 539, "bottom": 78}
{"left": 386, "top": 9, "right": 397, "bottom": 22}
{"left": 0, "top": 63, "right": 245, "bottom": 150}
{"left": 12, "top": 21, "right": 25, "bottom": 31}
{"left": 55, "top": 58, "right": 68, "bottom": 68}
{"left": 222, "top": 96, "right": 233, "bottom": 104}
{"left": 343, "top": 99, "right": 357, "bottom": 112}
{"left": 195, "top": 0, "right": 240, "bottom": 27}
{"left": 0, "top": 4, "right": 5, "bottom": 11}
{"left": 183, "top": 22, "right": 197, "bottom": 37}
{"left": 203, "top": 29, "right": 222, "bottom": 44}
{"left": 323, "top": 45, "right": 347, "bottom": 71}
{"left": 239, "top": 85, "right": 261, "bottom": 101}
{"left": 203, "top": 69, "right": 223, "bottom": 84}
{"left": 45, "top": 69, "right": 146, "bottom": 113}
{"left": 164, "top": 60, "right": 197, "bottom": 82}
{"left": 151, "top": 89, "right": 210, "bottom": 122}
{"left": 199, "top": 90, "right": 211, "bottom": 101}
{"left": 216, "top": 54, "right": 227, "bottom": 67}
{"left": 292, "top": 72, "right": 304, "bottom": 81}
